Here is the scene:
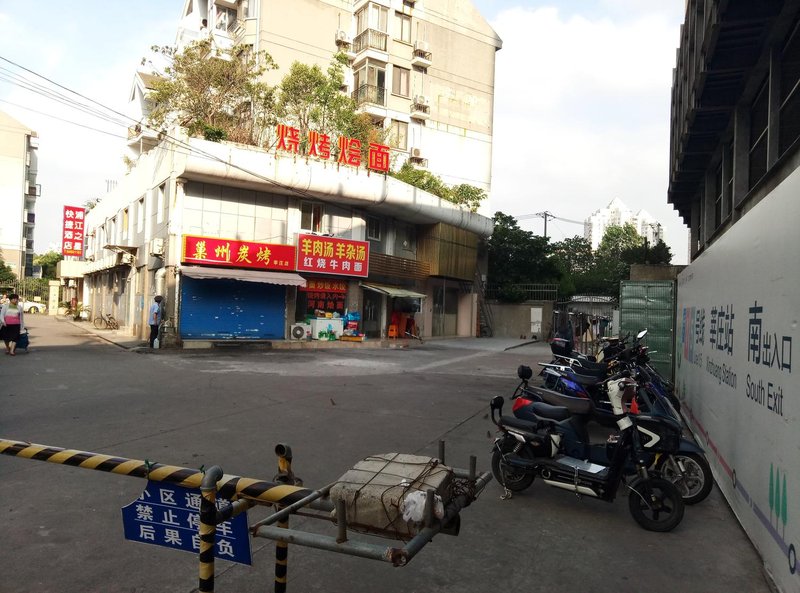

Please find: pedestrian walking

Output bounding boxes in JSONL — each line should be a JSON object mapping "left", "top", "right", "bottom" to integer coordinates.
{"left": 148, "top": 295, "right": 163, "bottom": 348}
{"left": 1, "top": 294, "right": 25, "bottom": 356}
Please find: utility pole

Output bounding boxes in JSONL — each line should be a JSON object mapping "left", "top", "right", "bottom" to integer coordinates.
{"left": 535, "top": 211, "right": 555, "bottom": 240}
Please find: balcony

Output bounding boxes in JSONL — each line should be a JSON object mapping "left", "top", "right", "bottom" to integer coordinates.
{"left": 410, "top": 98, "right": 430, "bottom": 121}
{"left": 26, "top": 212, "right": 35, "bottom": 224}
{"left": 352, "top": 84, "right": 387, "bottom": 108}
{"left": 352, "top": 29, "right": 388, "bottom": 64}
{"left": 411, "top": 44, "right": 432, "bottom": 69}
{"left": 26, "top": 184, "right": 41, "bottom": 197}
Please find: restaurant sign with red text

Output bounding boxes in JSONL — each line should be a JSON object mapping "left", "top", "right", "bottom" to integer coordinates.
{"left": 182, "top": 235, "right": 295, "bottom": 271}
{"left": 296, "top": 234, "right": 369, "bottom": 278}
{"left": 276, "top": 124, "right": 390, "bottom": 172}
{"left": 62, "top": 206, "right": 86, "bottom": 257}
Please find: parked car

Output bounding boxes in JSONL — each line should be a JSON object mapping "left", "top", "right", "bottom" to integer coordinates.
{"left": 22, "top": 300, "right": 47, "bottom": 314}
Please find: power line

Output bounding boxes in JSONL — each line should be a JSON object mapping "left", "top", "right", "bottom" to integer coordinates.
{"left": 514, "top": 211, "right": 584, "bottom": 240}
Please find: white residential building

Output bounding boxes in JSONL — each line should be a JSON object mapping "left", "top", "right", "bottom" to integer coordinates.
{"left": 583, "top": 198, "right": 664, "bottom": 250}
{"left": 0, "top": 110, "right": 39, "bottom": 278}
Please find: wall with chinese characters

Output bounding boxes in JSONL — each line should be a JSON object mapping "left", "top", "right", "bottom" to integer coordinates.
{"left": 676, "top": 166, "right": 800, "bottom": 592}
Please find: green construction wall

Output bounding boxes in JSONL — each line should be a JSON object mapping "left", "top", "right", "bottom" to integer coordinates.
{"left": 619, "top": 280, "right": 675, "bottom": 380}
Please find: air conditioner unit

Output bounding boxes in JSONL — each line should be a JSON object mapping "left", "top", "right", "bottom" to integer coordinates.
{"left": 414, "top": 40, "right": 429, "bottom": 53}
{"left": 410, "top": 147, "right": 424, "bottom": 158}
{"left": 150, "top": 237, "right": 165, "bottom": 257}
{"left": 335, "top": 30, "right": 352, "bottom": 45}
{"left": 290, "top": 323, "right": 312, "bottom": 340}
{"left": 121, "top": 253, "right": 134, "bottom": 265}
{"left": 413, "top": 95, "right": 429, "bottom": 106}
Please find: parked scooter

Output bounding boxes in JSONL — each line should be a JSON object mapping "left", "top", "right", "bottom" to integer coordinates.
{"left": 513, "top": 364, "right": 713, "bottom": 505}
{"left": 490, "top": 369, "right": 685, "bottom": 532}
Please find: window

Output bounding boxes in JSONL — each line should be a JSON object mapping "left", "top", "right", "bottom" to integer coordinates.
{"left": 367, "top": 216, "right": 381, "bottom": 241}
{"left": 137, "top": 196, "right": 145, "bottom": 232}
{"left": 356, "top": 3, "right": 388, "bottom": 34}
{"left": 395, "top": 12, "right": 412, "bottom": 43}
{"left": 780, "top": 18, "right": 800, "bottom": 156}
{"left": 157, "top": 183, "right": 166, "bottom": 224}
{"left": 122, "top": 209, "right": 129, "bottom": 239}
{"left": 392, "top": 66, "right": 410, "bottom": 97}
{"left": 713, "top": 163, "right": 723, "bottom": 229}
{"left": 215, "top": 6, "right": 237, "bottom": 32}
{"left": 301, "top": 202, "right": 323, "bottom": 233}
{"left": 749, "top": 79, "right": 768, "bottom": 189}
{"left": 390, "top": 120, "right": 408, "bottom": 150}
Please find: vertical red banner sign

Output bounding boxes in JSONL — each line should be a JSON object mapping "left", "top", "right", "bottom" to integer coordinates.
{"left": 62, "top": 206, "right": 86, "bottom": 257}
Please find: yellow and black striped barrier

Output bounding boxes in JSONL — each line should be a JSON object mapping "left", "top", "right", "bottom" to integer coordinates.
{"left": 0, "top": 438, "right": 313, "bottom": 506}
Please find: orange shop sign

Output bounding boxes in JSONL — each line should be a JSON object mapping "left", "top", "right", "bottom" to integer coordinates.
{"left": 296, "top": 234, "right": 369, "bottom": 278}
{"left": 276, "top": 124, "right": 390, "bottom": 173}
{"left": 182, "top": 235, "right": 296, "bottom": 271}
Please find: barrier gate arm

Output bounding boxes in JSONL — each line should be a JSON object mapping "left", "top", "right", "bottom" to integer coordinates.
{"left": 0, "top": 438, "right": 492, "bottom": 590}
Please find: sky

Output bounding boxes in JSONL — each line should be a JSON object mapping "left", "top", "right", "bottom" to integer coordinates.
{"left": 0, "top": 0, "right": 689, "bottom": 263}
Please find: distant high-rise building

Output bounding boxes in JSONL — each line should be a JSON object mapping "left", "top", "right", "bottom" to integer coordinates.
{"left": 0, "top": 110, "right": 39, "bottom": 277}
{"left": 584, "top": 198, "right": 664, "bottom": 250}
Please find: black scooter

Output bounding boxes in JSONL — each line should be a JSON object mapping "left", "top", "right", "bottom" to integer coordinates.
{"left": 490, "top": 370, "right": 686, "bottom": 532}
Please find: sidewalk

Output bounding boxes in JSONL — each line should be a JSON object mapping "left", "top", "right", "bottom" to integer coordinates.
{"left": 54, "top": 315, "right": 549, "bottom": 354}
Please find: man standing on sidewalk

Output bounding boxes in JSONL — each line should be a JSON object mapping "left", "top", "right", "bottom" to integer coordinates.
{"left": 148, "top": 295, "right": 163, "bottom": 348}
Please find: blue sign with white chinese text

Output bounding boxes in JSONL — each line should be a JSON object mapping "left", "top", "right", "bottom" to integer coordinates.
{"left": 121, "top": 481, "right": 252, "bottom": 565}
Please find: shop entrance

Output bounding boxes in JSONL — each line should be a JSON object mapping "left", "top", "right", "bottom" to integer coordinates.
{"left": 362, "top": 289, "right": 381, "bottom": 338}
{"left": 432, "top": 286, "right": 459, "bottom": 337}
{"left": 180, "top": 277, "right": 286, "bottom": 340}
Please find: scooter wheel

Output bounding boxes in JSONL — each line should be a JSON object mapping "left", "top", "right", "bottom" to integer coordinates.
{"left": 491, "top": 443, "right": 534, "bottom": 492}
{"left": 628, "top": 476, "right": 685, "bottom": 532}
{"left": 657, "top": 452, "right": 713, "bottom": 505}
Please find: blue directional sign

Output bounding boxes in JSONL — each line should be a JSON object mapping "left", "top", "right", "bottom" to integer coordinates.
{"left": 121, "top": 481, "right": 252, "bottom": 565}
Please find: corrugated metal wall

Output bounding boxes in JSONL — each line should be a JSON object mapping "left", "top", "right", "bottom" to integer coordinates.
{"left": 619, "top": 280, "right": 675, "bottom": 380}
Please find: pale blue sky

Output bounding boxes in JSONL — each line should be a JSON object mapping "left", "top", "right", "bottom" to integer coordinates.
{"left": 0, "top": 1, "right": 689, "bottom": 262}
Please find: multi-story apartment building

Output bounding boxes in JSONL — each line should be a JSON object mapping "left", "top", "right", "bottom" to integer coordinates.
{"left": 133, "top": 0, "right": 502, "bottom": 192}
{"left": 0, "top": 110, "right": 39, "bottom": 278}
{"left": 583, "top": 198, "right": 664, "bottom": 250}
{"left": 668, "top": 2, "right": 800, "bottom": 590}
{"left": 80, "top": 0, "right": 500, "bottom": 345}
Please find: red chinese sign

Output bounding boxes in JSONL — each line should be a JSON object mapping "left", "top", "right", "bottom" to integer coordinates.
{"left": 62, "top": 206, "right": 85, "bottom": 257}
{"left": 182, "top": 235, "right": 296, "bottom": 271}
{"left": 276, "top": 124, "right": 390, "bottom": 172}
{"left": 296, "top": 234, "right": 369, "bottom": 278}
{"left": 298, "top": 279, "right": 348, "bottom": 293}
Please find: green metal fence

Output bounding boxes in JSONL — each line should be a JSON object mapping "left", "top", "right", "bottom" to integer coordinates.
{"left": 619, "top": 280, "right": 675, "bottom": 380}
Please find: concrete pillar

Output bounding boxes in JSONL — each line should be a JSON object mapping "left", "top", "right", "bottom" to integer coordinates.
{"left": 47, "top": 280, "right": 60, "bottom": 316}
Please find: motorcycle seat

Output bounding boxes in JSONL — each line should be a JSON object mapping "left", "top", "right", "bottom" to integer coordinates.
{"left": 572, "top": 360, "right": 607, "bottom": 375}
{"left": 528, "top": 401, "right": 571, "bottom": 421}
{"left": 526, "top": 385, "right": 593, "bottom": 415}
{"left": 570, "top": 371, "right": 605, "bottom": 386}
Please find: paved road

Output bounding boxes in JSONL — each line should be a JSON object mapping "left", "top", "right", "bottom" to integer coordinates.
{"left": 0, "top": 317, "right": 773, "bottom": 593}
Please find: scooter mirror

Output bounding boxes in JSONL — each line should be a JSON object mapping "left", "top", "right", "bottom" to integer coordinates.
{"left": 637, "top": 329, "right": 648, "bottom": 340}
{"left": 490, "top": 395, "right": 504, "bottom": 411}
{"left": 517, "top": 365, "right": 533, "bottom": 380}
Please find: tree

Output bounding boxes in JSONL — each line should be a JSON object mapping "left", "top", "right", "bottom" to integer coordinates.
{"left": 487, "top": 212, "right": 561, "bottom": 301}
{"left": 33, "top": 250, "right": 64, "bottom": 280}
{"left": 0, "top": 257, "right": 15, "bottom": 283}
{"left": 450, "top": 184, "right": 486, "bottom": 213}
{"left": 590, "top": 223, "right": 644, "bottom": 296}
{"left": 551, "top": 236, "right": 594, "bottom": 297}
{"left": 146, "top": 39, "right": 278, "bottom": 146}
{"left": 392, "top": 161, "right": 451, "bottom": 199}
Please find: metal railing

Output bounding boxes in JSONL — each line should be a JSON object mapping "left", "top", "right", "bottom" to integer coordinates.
{"left": 352, "top": 84, "right": 387, "bottom": 107}
{"left": 484, "top": 283, "right": 559, "bottom": 302}
{"left": 352, "top": 28, "right": 388, "bottom": 53}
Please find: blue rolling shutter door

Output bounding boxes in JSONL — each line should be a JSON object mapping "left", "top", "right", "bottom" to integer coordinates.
{"left": 180, "top": 277, "right": 286, "bottom": 340}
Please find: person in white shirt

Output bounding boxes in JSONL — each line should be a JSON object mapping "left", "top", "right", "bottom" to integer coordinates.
{"left": 148, "top": 295, "right": 164, "bottom": 348}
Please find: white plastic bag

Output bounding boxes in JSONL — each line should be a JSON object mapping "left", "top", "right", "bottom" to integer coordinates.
{"left": 401, "top": 490, "right": 444, "bottom": 523}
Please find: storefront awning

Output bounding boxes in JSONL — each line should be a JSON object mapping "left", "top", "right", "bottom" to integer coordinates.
{"left": 181, "top": 266, "right": 306, "bottom": 287}
{"left": 361, "top": 283, "right": 427, "bottom": 299}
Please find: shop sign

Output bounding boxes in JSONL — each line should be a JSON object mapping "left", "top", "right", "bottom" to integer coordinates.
{"left": 61, "top": 205, "right": 85, "bottom": 257}
{"left": 182, "top": 235, "right": 295, "bottom": 271}
{"left": 296, "top": 234, "right": 369, "bottom": 278}
{"left": 276, "top": 124, "right": 390, "bottom": 172}
{"left": 298, "top": 279, "right": 348, "bottom": 293}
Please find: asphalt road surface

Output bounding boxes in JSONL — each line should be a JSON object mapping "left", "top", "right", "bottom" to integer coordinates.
{"left": 0, "top": 317, "right": 773, "bottom": 593}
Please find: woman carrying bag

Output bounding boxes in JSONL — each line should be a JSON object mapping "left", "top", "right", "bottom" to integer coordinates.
{"left": 0, "top": 293, "right": 25, "bottom": 356}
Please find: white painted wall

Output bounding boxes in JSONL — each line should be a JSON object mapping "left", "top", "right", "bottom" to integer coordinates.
{"left": 675, "top": 168, "right": 800, "bottom": 593}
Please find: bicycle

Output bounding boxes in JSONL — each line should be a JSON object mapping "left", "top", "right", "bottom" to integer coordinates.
{"left": 93, "top": 312, "right": 119, "bottom": 330}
